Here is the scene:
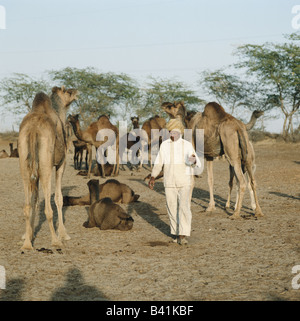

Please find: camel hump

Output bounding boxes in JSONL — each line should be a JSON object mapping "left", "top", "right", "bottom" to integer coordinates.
{"left": 32, "top": 92, "right": 52, "bottom": 112}
{"left": 203, "top": 102, "right": 228, "bottom": 121}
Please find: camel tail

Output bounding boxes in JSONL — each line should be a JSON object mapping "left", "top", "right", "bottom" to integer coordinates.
{"left": 27, "top": 132, "right": 39, "bottom": 190}
{"left": 237, "top": 128, "right": 248, "bottom": 164}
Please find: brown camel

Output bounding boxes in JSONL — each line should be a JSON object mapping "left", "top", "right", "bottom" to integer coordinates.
{"left": 162, "top": 101, "right": 264, "bottom": 219}
{"left": 0, "top": 149, "right": 9, "bottom": 158}
{"left": 18, "top": 86, "right": 78, "bottom": 250}
{"left": 120, "top": 116, "right": 141, "bottom": 169}
{"left": 73, "top": 140, "right": 89, "bottom": 170}
{"left": 139, "top": 115, "right": 166, "bottom": 169}
{"left": 83, "top": 179, "right": 134, "bottom": 231}
{"left": 9, "top": 142, "right": 19, "bottom": 157}
{"left": 67, "top": 114, "right": 119, "bottom": 178}
{"left": 63, "top": 178, "right": 140, "bottom": 206}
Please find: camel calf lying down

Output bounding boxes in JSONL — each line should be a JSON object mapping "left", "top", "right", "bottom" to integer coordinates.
{"left": 83, "top": 180, "right": 134, "bottom": 231}
{"left": 63, "top": 179, "right": 140, "bottom": 206}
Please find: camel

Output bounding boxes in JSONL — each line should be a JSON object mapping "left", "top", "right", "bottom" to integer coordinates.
{"left": 0, "top": 149, "right": 9, "bottom": 158}
{"left": 73, "top": 140, "right": 89, "bottom": 170}
{"left": 139, "top": 115, "right": 166, "bottom": 169}
{"left": 162, "top": 101, "right": 264, "bottom": 219}
{"left": 226, "top": 141, "right": 257, "bottom": 212}
{"left": 63, "top": 178, "right": 140, "bottom": 206}
{"left": 18, "top": 86, "right": 78, "bottom": 250}
{"left": 67, "top": 114, "right": 119, "bottom": 178}
{"left": 9, "top": 142, "right": 19, "bottom": 157}
{"left": 120, "top": 116, "right": 141, "bottom": 169}
{"left": 83, "top": 179, "right": 134, "bottom": 231}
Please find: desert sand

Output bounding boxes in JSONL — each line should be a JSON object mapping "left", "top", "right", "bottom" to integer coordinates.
{"left": 0, "top": 138, "right": 299, "bottom": 301}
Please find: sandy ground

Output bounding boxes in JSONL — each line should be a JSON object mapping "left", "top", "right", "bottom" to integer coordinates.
{"left": 0, "top": 138, "right": 299, "bottom": 301}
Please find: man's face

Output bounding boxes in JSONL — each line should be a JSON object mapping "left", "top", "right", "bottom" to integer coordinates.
{"left": 170, "top": 130, "right": 181, "bottom": 141}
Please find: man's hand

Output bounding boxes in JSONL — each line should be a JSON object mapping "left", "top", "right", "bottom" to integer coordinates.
{"left": 148, "top": 176, "right": 155, "bottom": 190}
{"left": 188, "top": 154, "right": 196, "bottom": 165}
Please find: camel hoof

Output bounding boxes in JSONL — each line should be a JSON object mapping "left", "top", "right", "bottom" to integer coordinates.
{"left": 21, "top": 242, "right": 34, "bottom": 251}
{"left": 206, "top": 206, "right": 216, "bottom": 212}
{"left": 62, "top": 234, "right": 71, "bottom": 241}
{"left": 254, "top": 210, "right": 264, "bottom": 218}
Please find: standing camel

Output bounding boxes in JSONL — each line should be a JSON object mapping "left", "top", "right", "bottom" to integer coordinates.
{"left": 139, "top": 115, "right": 166, "bottom": 170}
{"left": 67, "top": 114, "right": 119, "bottom": 178}
{"left": 18, "top": 86, "right": 78, "bottom": 250}
{"left": 120, "top": 116, "right": 140, "bottom": 169}
{"left": 162, "top": 101, "right": 264, "bottom": 219}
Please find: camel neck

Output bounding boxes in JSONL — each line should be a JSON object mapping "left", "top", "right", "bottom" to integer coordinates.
{"left": 51, "top": 94, "right": 66, "bottom": 124}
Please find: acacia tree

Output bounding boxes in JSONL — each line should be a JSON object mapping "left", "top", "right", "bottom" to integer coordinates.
{"left": 199, "top": 69, "right": 278, "bottom": 128}
{"left": 48, "top": 67, "right": 140, "bottom": 127}
{"left": 138, "top": 76, "right": 204, "bottom": 120}
{"left": 234, "top": 33, "right": 300, "bottom": 137}
{"left": 0, "top": 73, "right": 49, "bottom": 119}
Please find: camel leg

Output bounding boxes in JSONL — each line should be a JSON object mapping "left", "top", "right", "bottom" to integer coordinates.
{"left": 40, "top": 173, "right": 62, "bottom": 247}
{"left": 230, "top": 162, "right": 247, "bottom": 219}
{"left": 21, "top": 184, "right": 35, "bottom": 250}
{"left": 226, "top": 165, "right": 235, "bottom": 209}
{"left": 87, "top": 144, "right": 93, "bottom": 179}
{"left": 245, "top": 165, "right": 263, "bottom": 217}
{"left": 55, "top": 164, "right": 71, "bottom": 241}
{"left": 206, "top": 159, "right": 216, "bottom": 211}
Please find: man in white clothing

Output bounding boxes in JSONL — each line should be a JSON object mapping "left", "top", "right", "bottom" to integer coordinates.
{"left": 148, "top": 119, "right": 201, "bottom": 245}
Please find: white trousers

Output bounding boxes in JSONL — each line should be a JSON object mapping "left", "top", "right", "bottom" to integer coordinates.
{"left": 165, "top": 185, "right": 192, "bottom": 236}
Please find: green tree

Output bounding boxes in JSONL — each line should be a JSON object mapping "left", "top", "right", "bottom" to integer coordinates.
{"left": 234, "top": 33, "right": 300, "bottom": 137}
{"left": 139, "top": 76, "right": 204, "bottom": 120}
{"left": 0, "top": 73, "right": 49, "bottom": 117}
{"left": 48, "top": 67, "right": 140, "bottom": 127}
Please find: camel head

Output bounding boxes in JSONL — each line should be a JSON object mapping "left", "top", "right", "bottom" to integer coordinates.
{"left": 252, "top": 110, "right": 264, "bottom": 119}
{"left": 131, "top": 116, "right": 139, "bottom": 129}
{"left": 52, "top": 86, "right": 79, "bottom": 108}
{"left": 67, "top": 114, "right": 80, "bottom": 125}
{"left": 162, "top": 101, "right": 186, "bottom": 119}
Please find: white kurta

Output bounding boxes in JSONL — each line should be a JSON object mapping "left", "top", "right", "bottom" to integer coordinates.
{"left": 151, "top": 137, "right": 201, "bottom": 236}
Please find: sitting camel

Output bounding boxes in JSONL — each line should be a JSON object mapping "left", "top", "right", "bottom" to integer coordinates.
{"left": 18, "top": 86, "right": 78, "bottom": 250}
{"left": 162, "top": 100, "right": 264, "bottom": 219}
{"left": 67, "top": 114, "right": 119, "bottom": 178}
{"left": 0, "top": 149, "right": 9, "bottom": 158}
{"left": 63, "top": 179, "right": 140, "bottom": 206}
{"left": 83, "top": 179, "right": 134, "bottom": 231}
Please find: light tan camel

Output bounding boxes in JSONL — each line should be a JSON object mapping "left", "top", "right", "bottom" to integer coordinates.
{"left": 0, "top": 149, "right": 9, "bottom": 158}
{"left": 83, "top": 179, "right": 134, "bottom": 231}
{"left": 9, "top": 142, "right": 19, "bottom": 157}
{"left": 226, "top": 141, "right": 257, "bottom": 212}
{"left": 18, "top": 86, "right": 78, "bottom": 250}
{"left": 139, "top": 115, "right": 166, "bottom": 169}
{"left": 162, "top": 101, "right": 264, "bottom": 219}
{"left": 63, "top": 178, "right": 140, "bottom": 206}
{"left": 67, "top": 114, "right": 119, "bottom": 178}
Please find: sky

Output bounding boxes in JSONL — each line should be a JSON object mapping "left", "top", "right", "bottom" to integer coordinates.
{"left": 0, "top": 0, "right": 299, "bottom": 132}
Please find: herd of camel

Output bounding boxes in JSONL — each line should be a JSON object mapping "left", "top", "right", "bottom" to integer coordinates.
{"left": 1, "top": 85, "right": 265, "bottom": 250}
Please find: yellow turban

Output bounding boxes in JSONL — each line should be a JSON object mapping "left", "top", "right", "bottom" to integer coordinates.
{"left": 166, "top": 119, "right": 185, "bottom": 134}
